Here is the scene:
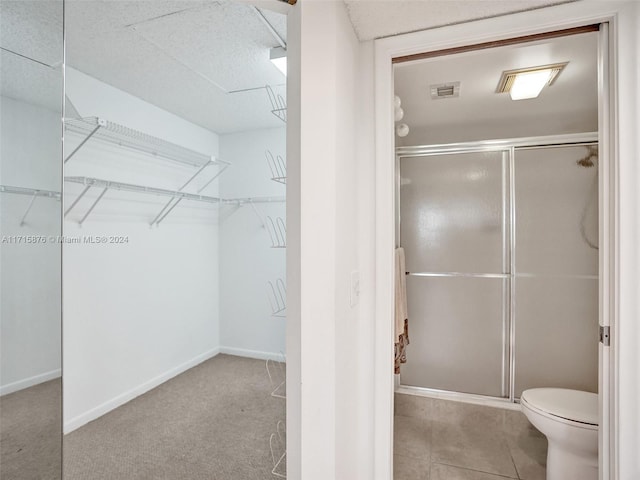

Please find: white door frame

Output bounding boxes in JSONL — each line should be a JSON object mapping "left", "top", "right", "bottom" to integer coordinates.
{"left": 373, "top": 2, "right": 639, "bottom": 479}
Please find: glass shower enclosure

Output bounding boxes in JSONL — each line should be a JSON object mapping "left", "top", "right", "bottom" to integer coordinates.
{"left": 397, "top": 133, "right": 599, "bottom": 401}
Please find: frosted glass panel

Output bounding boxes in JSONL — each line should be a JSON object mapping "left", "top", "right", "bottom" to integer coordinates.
{"left": 401, "top": 276, "right": 505, "bottom": 397}
{"left": 515, "top": 145, "right": 598, "bottom": 276}
{"left": 400, "top": 151, "right": 506, "bottom": 273}
{"left": 514, "top": 277, "right": 598, "bottom": 397}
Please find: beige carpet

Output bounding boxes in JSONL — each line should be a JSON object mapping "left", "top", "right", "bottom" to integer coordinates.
{"left": 63, "top": 354, "right": 285, "bottom": 480}
{"left": 0, "top": 379, "right": 62, "bottom": 480}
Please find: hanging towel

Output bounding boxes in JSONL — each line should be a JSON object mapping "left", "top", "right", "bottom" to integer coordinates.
{"left": 394, "top": 247, "right": 409, "bottom": 374}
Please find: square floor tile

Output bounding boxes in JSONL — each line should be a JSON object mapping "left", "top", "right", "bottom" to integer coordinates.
{"left": 431, "top": 463, "right": 517, "bottom": 480}
{"left": 394, "top": 415, "right": 431, "bottom": 461}
{"left": 394, "top": 454, "right": 430, "bottom": 480}
{"left": 431, "top": 420, "right": 517, "bottom": 478}
{"left": 395, "top": 393, "right": 432, "bottom": 420}
{"left": 432, "top": 399, "right": 503, "bottom": 428}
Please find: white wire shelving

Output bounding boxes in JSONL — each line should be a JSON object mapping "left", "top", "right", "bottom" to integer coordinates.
{"left": 266, "top": 86, "right": 286, "bottom": 124}
{"left": 266, "top": 216, "right": 286, "bottom": 248}
{"left": 245, "top": 201, "right": 287, "bottom": 248}
{"left": 266, "top": 150, "right": 286, "bottom": 185}
{"left": 64, "top": 176, "right": 222, "bottom": 226}
{"left": 269, "top": 420, "right": 286, "bottom": 478}
{"left": 267, "top": 278, "right": 286, "bottom": 318}
{"left": 64, "top": 116, "right": 227, "bottom": 168}
{"left": 266, "top": 355, "right": 286, "bottom": 400}
{"left": 0, "top": 184, "right": 61, "bottom": 226}
{"left": 63, "top": 116, "right": 235, "bottom": 225}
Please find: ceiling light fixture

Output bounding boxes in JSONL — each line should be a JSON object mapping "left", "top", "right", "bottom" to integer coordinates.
{"left": 496, "top": 62, "right": 568, "bottom": 100}
{"left": 270, "top": 47, "right": 287, "bottom": 76}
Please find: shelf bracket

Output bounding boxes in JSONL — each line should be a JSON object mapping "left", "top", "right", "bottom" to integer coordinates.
{"left": 65, "top": 185, "right": 91, "bottom": 218}
{"left": 19, "top": 193, "right": 38, "bottom": 226}
{"left": 64, "top": 119, "right": 105, "bottom": 164}
{"left": 249, "top": 200, "right": 267, "bottom": 229}
{"left": 197, "top": 163, "right": 229, "bottom": 194}
{"left": 154, "top": 196, "right": 183, "bottom": 226}
{"left": 79, "top": 187, "right": 108, "bottom": 225}
{"left": 150, "top": 160, "right": 212, "bottom": 226}
{"left": 151, "top": 161, "right": 229, "bottom": 227}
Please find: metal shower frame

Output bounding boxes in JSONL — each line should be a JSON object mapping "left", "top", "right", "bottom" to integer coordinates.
{"left": 396, "top": 131, "right": 598, "bottom": 403}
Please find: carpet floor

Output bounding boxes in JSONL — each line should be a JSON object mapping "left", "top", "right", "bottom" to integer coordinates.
{"left": 0, "top": 379, "right": 62, "bottom": 480}
{"left": 63, "top": 354, "right": 286, "bottom": 480}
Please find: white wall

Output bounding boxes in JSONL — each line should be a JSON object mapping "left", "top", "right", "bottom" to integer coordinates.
{"left": 63, "top": 68, "right": 221, "bottom": 433}
{"left": 286, "top": 4, "right": 302, "bottom": 478}
{"left": 614, "top": 2, "right": 640, "bottom": 478}
{"left": 290, "top": 2, "right": 640, "bottom": 479}
{"left": 288, "top": 1, "right": 375, "bottom": 478}
{"left": 218, "top": 127, "right": 286, "bottom": 359}
{"left": 0, "top": 96, "right": 62, "bottom": 395}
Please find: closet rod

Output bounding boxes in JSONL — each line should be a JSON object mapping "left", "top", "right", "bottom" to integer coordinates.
{"left": 224, "top": 196, "right": 286, "bottom": 205}
{"left": 1, "top": 185, "right": 62, "bottom": 226}
{"left": 0, "top": 184, "right": 61, "bottom": 199}
{"left": 64, "top": 176, "right": 223, "bottom": 204}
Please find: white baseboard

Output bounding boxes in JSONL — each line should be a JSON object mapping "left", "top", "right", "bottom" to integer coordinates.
{"left": 219, "top": 346, "right": 285, "bottom": 362}
{"left": 0, "top": 369, "right": 62, "bottom": 396}
{"left": 63, "top": 347, "right": 220, "bottom": 434}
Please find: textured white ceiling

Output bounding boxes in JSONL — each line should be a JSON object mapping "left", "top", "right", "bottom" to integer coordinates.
{"left": 0, "top": 0, "right": 63, "bottom": 66}
{"left": 344, "top": 0, "right": 573, "bottom": 41}
{"left": 0, "top": 51, "right": 63, "bottom": 112}
{"left": 394, "top": 31, "right": 598, "bottom": 145}
{"left": 64, "top": 0, "right": 287, "bottom": 134}
{"left": 0, "top": 0, "right": 64, "bottom": 111}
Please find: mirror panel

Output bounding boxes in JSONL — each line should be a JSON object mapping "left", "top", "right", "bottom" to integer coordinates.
{"left": 0, "top": 1, "right": 63, "bottom": 478}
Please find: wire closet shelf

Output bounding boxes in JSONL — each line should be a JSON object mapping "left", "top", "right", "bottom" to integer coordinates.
{"left": 64, "top": 116, "right": 227, "bottom": 168}
{"left": 0, "top": 185, "right": 61, "bottom": 226}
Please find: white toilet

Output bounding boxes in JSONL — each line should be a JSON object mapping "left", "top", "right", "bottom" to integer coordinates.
{"left": 520, "top": 388, "right": 598, "bottom": 480}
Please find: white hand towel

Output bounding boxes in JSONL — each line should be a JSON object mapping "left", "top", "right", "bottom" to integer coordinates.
{"left": 395, "top": 247, "right": 408, "bottom": 341}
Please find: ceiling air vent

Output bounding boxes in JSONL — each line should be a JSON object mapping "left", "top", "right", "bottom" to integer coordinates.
{"left": 430, "top": 82, "right": 460, "bottom": 100}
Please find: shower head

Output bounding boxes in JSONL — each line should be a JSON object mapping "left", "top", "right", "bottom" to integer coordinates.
{"left": 577, "top": 146, "right": 598, "bottom": 167}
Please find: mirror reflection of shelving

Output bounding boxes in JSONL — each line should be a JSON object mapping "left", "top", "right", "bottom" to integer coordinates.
{"left": 63, "top": 116, "right": 230, "bottom": 226}
{"left": 0, "top": 1, "right": 64, "bottom": 477}
{"left": 60, "top": 2, "right": 289, "bottom": 479}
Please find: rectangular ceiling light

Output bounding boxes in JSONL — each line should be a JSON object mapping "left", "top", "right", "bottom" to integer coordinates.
{"left": 496, "top": 62, "right": 568, "bottom": 100}
{"left": 270, "top": 46, "right": 287, "bottom": 76}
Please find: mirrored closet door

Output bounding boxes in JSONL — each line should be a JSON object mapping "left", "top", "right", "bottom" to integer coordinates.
{"left": 62, "top": 1, "right": 287, "bottom": 478}
{"left": 0, "top": 1, "right": 64, "bottom": 478}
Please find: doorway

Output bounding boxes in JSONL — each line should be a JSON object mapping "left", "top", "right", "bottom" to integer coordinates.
{"left": 391, "top": 28, "right": 600, "bottom": 479}
{"left": 372, "top": 5, "right": 630, "bottom": 479}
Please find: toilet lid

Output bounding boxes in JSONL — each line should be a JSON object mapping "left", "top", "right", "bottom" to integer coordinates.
{"left": 521, "top": 388, "right": 598, "bottom": 426}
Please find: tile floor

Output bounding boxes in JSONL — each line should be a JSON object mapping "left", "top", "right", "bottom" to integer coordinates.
{"left": 394, "top": 393, "right": 547, "bottom": 480}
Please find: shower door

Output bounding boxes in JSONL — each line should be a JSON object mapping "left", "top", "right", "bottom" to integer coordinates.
{"left": 513, "top": 144, "right": 599, "bottom": 397}
{"left": 398, "top": 150, "right": 510, "bottom": 398}
{"left": 398, "top": 139, "right": 599, "bottom": 400}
